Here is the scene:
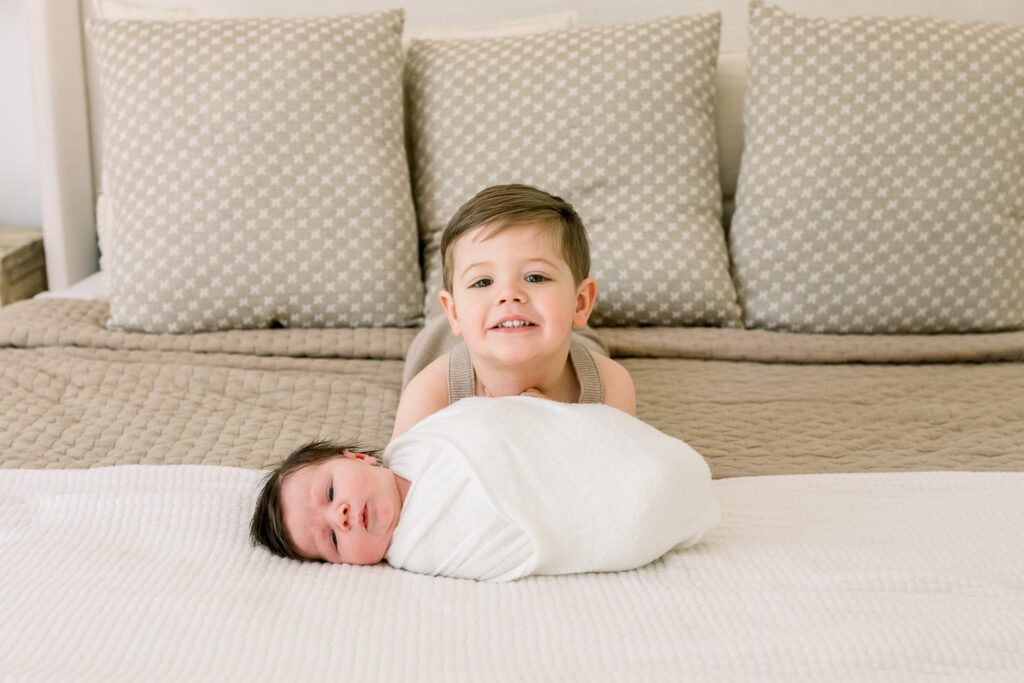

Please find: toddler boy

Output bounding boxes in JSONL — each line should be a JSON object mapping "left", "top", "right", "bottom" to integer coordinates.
{"left": 393, "top": 184, "right": 636, "bottom": 438}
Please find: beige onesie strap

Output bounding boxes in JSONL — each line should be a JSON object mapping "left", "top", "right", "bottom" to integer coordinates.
{"left": 570, "top": 338, "right": 604, "bottom": 404}
{"left": 447, "top": 341, "right": 476, "bottom": 404}
{"left": 447, "top": 336, "right": 604, "bottom": 405}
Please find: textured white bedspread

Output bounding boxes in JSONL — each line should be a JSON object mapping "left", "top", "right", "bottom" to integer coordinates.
{"left": 2, "top": 466, "right": 1023, "bottom": 681}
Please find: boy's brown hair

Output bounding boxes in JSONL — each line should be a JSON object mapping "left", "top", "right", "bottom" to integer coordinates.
{"left": 250, "top": 439, "right": 380, "bottom": 561}
{"left": 440, "top": 184, "right": 591, "bottom": 292}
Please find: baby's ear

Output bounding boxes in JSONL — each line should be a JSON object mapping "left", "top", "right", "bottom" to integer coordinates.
{"left": 573, "top": 277, "right": 597, "bottom": 327}
{"left": 341, "top": 450, "right": 375, "bottom": 464}
{"left": 439, "top": 290, "right": 463, "bottom": 337}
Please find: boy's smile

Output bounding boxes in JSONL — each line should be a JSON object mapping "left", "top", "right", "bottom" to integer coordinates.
{"left": 492, "top": 316, "right": 537, "bottom": 330}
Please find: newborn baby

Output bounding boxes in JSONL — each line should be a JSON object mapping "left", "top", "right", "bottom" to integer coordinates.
{"left": 251, "top": 396, "right": 719, "bottom": 581}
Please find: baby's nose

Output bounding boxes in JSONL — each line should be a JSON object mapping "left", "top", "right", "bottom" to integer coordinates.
{"left": 337, "top": 502, "right": 351, "bottom": 531}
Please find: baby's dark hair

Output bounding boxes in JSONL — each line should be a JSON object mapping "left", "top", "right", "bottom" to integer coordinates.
{"left": 440, "top": 183, "right": 591, "bottom": 292}
{"left": 250, "top": 439, "right": 380, "bottom": 561}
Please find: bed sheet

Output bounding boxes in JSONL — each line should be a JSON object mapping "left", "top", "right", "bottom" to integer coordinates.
{"left": 1, "top": 466, "right": 1022, "bottom": 681}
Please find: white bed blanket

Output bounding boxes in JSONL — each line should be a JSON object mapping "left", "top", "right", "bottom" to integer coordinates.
{"left": 2, "top": 466, "right": 1023, "bottom": 681}
{"left": 384, "top": 396, "right": 719, "bottom": 580}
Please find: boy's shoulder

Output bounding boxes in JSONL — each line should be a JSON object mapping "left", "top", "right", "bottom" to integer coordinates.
{"left": 391, "top": 353, "right": 451, "bottom": 439}
{"left": 591, "top": 352, "right": 637, "bottom": 416}
{"left": 412, "top": 352, "right": 451, "bottom": 387}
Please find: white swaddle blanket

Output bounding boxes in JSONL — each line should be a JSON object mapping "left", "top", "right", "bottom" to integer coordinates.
{"left": 383, "top": 396, "right": 719, "bottom": 581}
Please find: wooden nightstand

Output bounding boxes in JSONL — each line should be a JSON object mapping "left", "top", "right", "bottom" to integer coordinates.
{"left": 0, "top": 227, "right": 48, "bottom": 305}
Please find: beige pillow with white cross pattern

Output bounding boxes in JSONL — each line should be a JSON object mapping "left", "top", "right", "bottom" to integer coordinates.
{"left": 406, "top": 14, "right": 742, "bottom": 327}
{"left": 89, "top": 11, "right": 424, "bottom": 333}
{"left": 729, "top": 0, "right": 1024, "bottom": 334}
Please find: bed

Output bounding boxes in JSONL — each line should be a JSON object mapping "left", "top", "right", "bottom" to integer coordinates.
{"left": 4, "top": 0, "right": 1024, "bottom": 679}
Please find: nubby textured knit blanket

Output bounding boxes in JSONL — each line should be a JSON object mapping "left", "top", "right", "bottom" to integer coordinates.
{"left": 383, "top": 396, "right": 720, "bottom": 580}
{"left": 3, "top": 466, "right": 1024, "bottom": 679}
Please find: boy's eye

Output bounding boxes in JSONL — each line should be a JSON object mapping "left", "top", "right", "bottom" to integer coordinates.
{"left": 331, "top": 530, "right": 337, "bottom": 548}
{"left": 525, "top": 274, "right": 548, "bottom": 283}
{"left": 328, "top": 485, "right": 333, "bottom": 502}
{"left": 470, "top": 278, "right": 492, "bottom": 289}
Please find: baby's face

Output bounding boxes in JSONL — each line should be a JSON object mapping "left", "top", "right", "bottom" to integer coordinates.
{"left": 280, "top": 451, "right": 403, "bottom": 564}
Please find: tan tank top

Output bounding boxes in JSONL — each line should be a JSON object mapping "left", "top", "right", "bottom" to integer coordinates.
{"left": 447, "top": 339, "right": 604, "bottom": 405}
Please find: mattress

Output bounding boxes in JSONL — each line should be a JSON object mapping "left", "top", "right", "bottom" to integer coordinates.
{"left": 1, "top": 465, "right": 1022, "bottom": 680}
{"left": 2, "top": 298, "right": 1023, "bottom": 476}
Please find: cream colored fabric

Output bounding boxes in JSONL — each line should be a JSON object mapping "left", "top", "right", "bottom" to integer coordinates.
{"left": 3, "top": 298, "right": 1024, "bottom": 477}
{"left": 730, "top": 0, "right": 1024, "bottom": 333}
{"left": 402, "top": 11, "right": 576, "bottom": 47}
{"left": 94, "top": 1, "right": 576, "bottom": 45}
{"left": 0, "top": 299, "right": 415, "bottom": 358}
{"left": 94, "top": 0, "right": 204, "bottom": 19}
{"left": 406, "top": 14, "right": 742, "bottom": 327}
{"left": 89, "top": 12, "right": 423, "bottom": 332}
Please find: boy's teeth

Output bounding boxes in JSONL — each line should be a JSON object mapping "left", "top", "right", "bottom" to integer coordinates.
{"left": 498, "top": 320, "right": 532, "bottom": 328}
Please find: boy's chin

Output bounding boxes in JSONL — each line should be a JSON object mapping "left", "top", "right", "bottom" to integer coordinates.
{"left": 488, "top": 348, "right": 555, "bottom": 368}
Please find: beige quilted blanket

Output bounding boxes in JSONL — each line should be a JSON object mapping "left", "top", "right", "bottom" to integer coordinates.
{"left": 2, "top": 299, "right": 1023, "bottom": 475}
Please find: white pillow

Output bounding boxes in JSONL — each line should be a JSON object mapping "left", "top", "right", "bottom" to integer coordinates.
{"left": 95, "top": 1, "right": 577, "bottom": 49}
{"left": 403, "top": 11, "right": 577, "bottom": 47}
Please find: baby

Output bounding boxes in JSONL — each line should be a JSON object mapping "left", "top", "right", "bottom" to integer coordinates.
{"left": 392, "top": 184, "right": 636, "bottom": 438}
{"left": 251, "top": 397, "right": 720, "bottom": 581}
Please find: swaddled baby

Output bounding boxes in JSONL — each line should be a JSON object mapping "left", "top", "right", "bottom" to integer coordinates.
{"left": 251, "top": 396, "right": 719, "bottom": 581}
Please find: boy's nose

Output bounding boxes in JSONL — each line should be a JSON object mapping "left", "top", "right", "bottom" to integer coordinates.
{"left": 497, "top": 284, "right": 526, "bottom": 304}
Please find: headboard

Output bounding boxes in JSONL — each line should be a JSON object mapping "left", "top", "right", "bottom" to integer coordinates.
{"left": 27, "top": 0, "right": 1024, "bottom": 290}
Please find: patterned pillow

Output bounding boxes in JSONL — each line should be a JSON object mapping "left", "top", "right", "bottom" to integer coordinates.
{"left": 406, "top": 14, "right": 742, "bottom": 327}
{"left": 89, "top": 12, "right": 423, "bottom": 332}
{"left": 729, "top": 0, "right": 1024, "bottom": 333}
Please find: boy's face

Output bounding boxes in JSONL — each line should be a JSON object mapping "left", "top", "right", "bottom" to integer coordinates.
{"left": 440, "top": 222, "right": 596, "bottom": 368}
{"left": 280, "top": 451, "right": 402, "bottom": 565}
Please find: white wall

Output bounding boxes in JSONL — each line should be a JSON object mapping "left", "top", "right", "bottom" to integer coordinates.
{"left": 0, "top": 0, "right": 40, "bottom": 228}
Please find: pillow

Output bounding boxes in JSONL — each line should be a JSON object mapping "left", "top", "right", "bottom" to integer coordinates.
{"left": 729, "top": 0, "right": 1024, "bottom": 333}
{"left": 403, "top": 12, "right": 576, "bottom": 48}
{"left": 93, "top": 0, "right": 204, "bottom": 20}
{"left": 89, "top": 11, "right": 424, "bottom": 332}
{"left": 94, "top": 1, "right": 577, "bottom": 50}
{"left": 406, "top": 14, "right": 743, "bottom": 327}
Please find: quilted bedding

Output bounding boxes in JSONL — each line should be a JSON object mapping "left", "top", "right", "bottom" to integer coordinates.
{"left": 2, "top": 465, "right": 1022, "bottom": 680}
{"left": 2, "top": 298, "right": 1023, "bottom": 476}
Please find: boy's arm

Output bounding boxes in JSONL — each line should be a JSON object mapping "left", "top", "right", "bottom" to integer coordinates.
{"left": 391, "top": 354, "right": 451, "bottom": 439}
{"left": 593, "top": 354, "right": 637, "bottom": 416}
